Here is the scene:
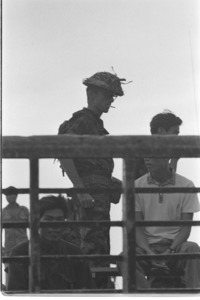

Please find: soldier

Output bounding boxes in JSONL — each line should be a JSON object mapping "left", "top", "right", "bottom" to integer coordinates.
{"left": 58, "top": 71, "right": 126, "bottom": 288}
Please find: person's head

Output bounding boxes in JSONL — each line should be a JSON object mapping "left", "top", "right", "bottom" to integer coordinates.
{"left": 4, "top": 186, "right": 18, "bottom": 204}
{"left": 39, "top": 195, "right": 68, "bottom": 242}
{"left": 144, "top": 158, "right": 170, "bottom": 175}
{"left": 83, "top": 72, "right": 125, "bottom": 115}
{"left": 150, "top": 110, "right": 182, "bottom": 135}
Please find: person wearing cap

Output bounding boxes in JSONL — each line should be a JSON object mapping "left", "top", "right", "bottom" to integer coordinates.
{"left": 58, "top": 71, "right": 126, "bottom": 288}
{"left": 7, "top": 195, "right": 95, "bottom": 292}
{"left": 2, "top": 186, "right": 29, "bottom": 256}
{"left": 2, "top": 186, "right": 29, "bottom": 289}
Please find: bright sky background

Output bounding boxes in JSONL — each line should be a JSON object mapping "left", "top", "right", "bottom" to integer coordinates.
{"left": 2, "top": 0, "right": 200, "bottom": 290}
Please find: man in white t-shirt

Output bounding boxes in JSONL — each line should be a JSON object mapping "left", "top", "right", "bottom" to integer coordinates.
{"left": 135, "top": 157, "right": 200, "bottom": 288}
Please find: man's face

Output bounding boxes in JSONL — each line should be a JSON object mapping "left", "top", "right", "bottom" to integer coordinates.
{"left": 40, "top": 208, "right": 65, "bottom": 241}
{"left": 167, "top": 125, "right": 180, "bottom": 135}
{"left": 92, "top": 88, "right": 115, "bottom": 114}
{"left": 6, "top": 194, "right": 17, "bottom": 204}
{"left": 158, "top": 125, "right": 180, "bottom": 135}
{"left": 144, "top": 158, "right": 169, "bottom": 174}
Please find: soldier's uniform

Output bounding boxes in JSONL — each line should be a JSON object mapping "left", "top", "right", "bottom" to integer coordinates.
{"left": 58, "top": 72, "right": 124, "bottom": 288}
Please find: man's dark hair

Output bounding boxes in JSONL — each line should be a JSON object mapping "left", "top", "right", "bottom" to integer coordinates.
{"left": 150, "top": 111, "right": 182, "bottom": 134}
{"left": 39, "top": 195, "right": 68, "bottom": 218}
{"left": 4, "top": 186, "right": 18, "bottom": 196}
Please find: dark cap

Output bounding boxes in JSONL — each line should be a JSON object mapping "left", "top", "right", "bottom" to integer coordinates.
{"left": 83, "top": 72, "right": 126, "bottom": 97}
{"left": 4, "top": 186, "right": 18, "bottom": 195}
{"left": 39, "top": 195, "right": 68, "bottom": 219}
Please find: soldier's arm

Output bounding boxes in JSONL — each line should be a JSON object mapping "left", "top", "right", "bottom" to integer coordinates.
{"left": 59, "top": 158, "right": 95, "bottom": 208}
{"left": 135, "top": 211, "right": 167, "bottom": 269}
{"left": 59, "top": 117, "right": 97, "bottom": 208}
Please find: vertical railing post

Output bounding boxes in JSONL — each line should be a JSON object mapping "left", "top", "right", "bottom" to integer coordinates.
{"left": 122, "top": 158, "right": 136, "bottom": 293}
{"left": 29, "top": 158, "right": 40, "bottom": 293}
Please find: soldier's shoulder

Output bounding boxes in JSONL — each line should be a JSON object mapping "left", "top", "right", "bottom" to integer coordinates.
{"left": 58, "top": 109, "right": 96, "bottom": 134}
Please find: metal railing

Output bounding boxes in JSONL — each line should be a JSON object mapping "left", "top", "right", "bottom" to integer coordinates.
{"left": 2, "top": 135, "right": 200, "bottom": 294}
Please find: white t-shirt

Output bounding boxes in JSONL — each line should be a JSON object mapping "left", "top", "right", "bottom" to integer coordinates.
{"left": 135, "top": 173, "right": 200, "bottom": 244}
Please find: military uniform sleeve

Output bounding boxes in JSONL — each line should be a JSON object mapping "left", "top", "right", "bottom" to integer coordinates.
{"left": 61, "top": 116, "right": 98, "bottom": 135}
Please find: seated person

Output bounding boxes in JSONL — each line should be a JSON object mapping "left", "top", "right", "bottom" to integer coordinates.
{"left": 7, "top": 195, "right": 95, "bottom": 291}
{"left": 135, "top": 157, "right": 200, "bottom": 288}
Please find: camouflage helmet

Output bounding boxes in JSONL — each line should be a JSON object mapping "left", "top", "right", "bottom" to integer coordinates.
{"left": 82, "top": 72, "right": 126, "bottom": 97}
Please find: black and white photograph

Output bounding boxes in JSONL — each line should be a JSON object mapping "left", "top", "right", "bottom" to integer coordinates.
{"left": 1, "top": 0, "right": 200, "bottom": 296}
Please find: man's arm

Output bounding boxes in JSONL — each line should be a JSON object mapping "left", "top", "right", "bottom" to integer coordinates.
{"left": 136, "top": 211, "right": 168, "bottom": 269}
{"left": 59, "top": 158, "right": 94, "bottom": 208}
{"left": 135, "top": 211, "right": 154, "bottom": 255}
{"left": 169, "top": 212, "right": 193, "bottom": 251}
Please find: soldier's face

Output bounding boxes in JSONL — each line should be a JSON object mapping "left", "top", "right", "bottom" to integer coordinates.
{"left": 93, "top": 88, "right": 114, "bottom": 113}
{"left": 40, "top": 208, "right": 65, "bottom": 241}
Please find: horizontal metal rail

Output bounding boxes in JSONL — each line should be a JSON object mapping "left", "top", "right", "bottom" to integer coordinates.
{"left": 136, "top": 252, "right": 200, "bottom": 259}
{"left": 4, "top": 288, "right": 123, "bottom": 294}
{"left": 5, "top": 287, "right": 200, "bottom": 294}
{"left": 2, "top": 220, "right": 200, "bottom": 228}
{"left": 137, "top": 287, "right": 200, "bottom": 293}
{"left": 2, "top": 220, "right": 123, "bottom": 228}
{"left": 3, "top": 252, "right": 200, "bottom": 263}
{"left": 136, "top": 220, "right": 200, "bottom": 226}
{"left": 2, "top": 254, "right": 122, "bottom": 263}
{"left": 2, "top": 187, "right": 200, "bottom": 194}
{"left": 2, "top": 135, "right": 200, "bottom": 158}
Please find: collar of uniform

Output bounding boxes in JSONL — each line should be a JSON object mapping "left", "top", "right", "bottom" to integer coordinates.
{"left": 83, "top": 107, "right": 101, "bottom": 120}
{"left": 147, "top": 169, "right": 175, "bottom": 186}
{"left": 83, "top": 108, "right": 109, "bottom": 134}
